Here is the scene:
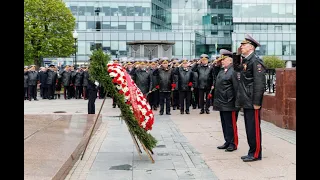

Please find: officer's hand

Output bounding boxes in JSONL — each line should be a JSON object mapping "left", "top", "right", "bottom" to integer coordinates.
{"left": 237, "top": 47, "right": 242, "bottom": 55}
{"left": 149, "top": 91, "right": 152, "bottom": 93}
{"left": 197, "top": 61, "right": 201, "bottom": 64}
{"left": 253, "top": 105, "right": 261, "bottom": 109}
{"left": 94, "top": 81, "right": 99, "bottom": 86}
{"left": 191, "top": 87, "right": 194, "bottom": 91}
{"left": 211, "top": 86, "right": 214, "bottom": 90}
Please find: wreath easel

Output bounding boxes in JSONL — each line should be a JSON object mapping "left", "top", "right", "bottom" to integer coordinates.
{"left": 81, "top": 49, "right": 157, "bottom": 163}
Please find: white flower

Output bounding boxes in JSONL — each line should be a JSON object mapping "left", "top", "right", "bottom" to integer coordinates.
{"left": 141, "top": 108, "right": 147, "bottom": 116}
{"left": 122, "top": 87, "right": 129, "bottom": 92}
{"left": 116, "top": 85, "right": 121, "bottom": 90}
{"left": 124, "top": 95, "right": 130, "bottom": 100}
{"left": 141, "top": 121, "right": 147, "bottom": 128}
{"left": 146, "top": 104, "right": 151, "bottom": 109}
{"left": 137, "top": 105, "right": 142, "bottom": 110}
{"left": 109, "top": 72, "right": 117, "bottom": 77}
{"left": 147, "top": 130, "right": 151, "bottom": 134}
{"left": 141, "top": 100, "right": 146, "bottom": 106}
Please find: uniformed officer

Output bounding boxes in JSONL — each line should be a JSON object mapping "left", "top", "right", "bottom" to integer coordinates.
{"left": 149, "top": 58, "right": 160, "bottom": 110}
{"left": 153, "top": 58, "right": 174, "bottom": 115}
{"left": 131, "top": 60, "right": 153, "bottom": 95}
{"left": 27, "top": 65, "right": 39, "bottom": 101}
{"left": 173, "top": 59, "right": 195, "bottom": 114}
{"left": 82, "top": 66, "right": 89, "bottom": 100}
{"left": 46, "top": 64, "right": 58, "bottom": 100}
{"left": 60, "top": 65, "right": 72, "bottom": 99}
{"left": 191, "top": 54, "right": 214, "bottom": 114}
{"left": 24, "top": 66, "right": 29, "bottom": 100}
{"left": 87, "top": 72, "right": 99, "bottom": 114}
{"left": 172, "top": 58, "right": 180, "bottom": 110}
{"left": 234, "top": 34, "right": 266, "bottom": 162}
{"left": 214, "top": 50, "right": 240, "bottom": 152}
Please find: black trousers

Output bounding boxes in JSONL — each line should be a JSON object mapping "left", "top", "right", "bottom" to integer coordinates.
{"left": 28, "top": 85, "right": 37, "bottom": 100}
{"left": 83, "top": 86, "right": 87, "bottom": 99}
{"left": 172, "top": 90, "right": 179, "bottom": 107}
{"left": 198, "top": 88, "right": 210, "bottom": 111}
{"left": 148, "top": 90, "right": 159, "bottom": 107}
{"left": 64, "top": 86, "right": 71, "bottom": 99}
{"left": 220, "top": 111, "right": 239, "bottom": 148}
{"left": 159, "top": 92, "right": 171, "bottom": 113}
{"left": 99, "top": 86, "right": 106, "bottom": 99}
{"left": 191, "top": 88, "right": 198, "bottom": 108}
{"left": 24, "top": 87, "right": 28, "bottom": 99}
{"left": 244, "top": 108, "right": 262, "bottom": 159}
{"left": 70, "top": 85, "right": 75, "bottom": 98}
{"left": 179, "top": 91, "right": 191, "bottom": 112}
{"left": 88, "top": 89, "right": 97, "bottom": 114}
{"left": 47, "top": 85, "right": 55, "bottom": 99}
{"left": 40, "top": 86, "right": 48, "bottom": 98}
{"left": 76, "top": 86, "right": 83, "bottom": 99}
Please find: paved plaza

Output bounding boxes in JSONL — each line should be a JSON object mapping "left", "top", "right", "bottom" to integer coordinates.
{"left": 24, "top": 98, "right": 296, "bottom": 180}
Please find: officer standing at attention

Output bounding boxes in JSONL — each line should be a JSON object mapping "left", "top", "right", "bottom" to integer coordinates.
{"left": 87, "top": 71, "right": 99, "bottom": 114}
{"left": 233, "top": 34, "right": 266, "bottom": 162}
{"left": 214, "top": 49, "right": 240, "bottom": 152}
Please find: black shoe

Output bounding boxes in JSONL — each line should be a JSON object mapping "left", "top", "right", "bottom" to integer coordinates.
{"left": 205, "top": 110, "right": 210, "bottom": 114}
{"left": 200, "top": 110, "right": 204, "bottom": 114}
{"left": 160, "top": 112, "right": 164, "bottom": 115}
{"left": 113, "top": 105, "right": 116, "bottom": 108}
{"left": 153, "top": 106, "right": 157, "bottom": 110}
{"left": 192, "top": 106, "right": 196, "bottom": 109}
{"left": 58, "top": 94, "right": 60, "bottom": 99}
{"left": 34, "top": 99, "right": 39, "bottom": 101}
{"left": 241, "top": 155, "right": 249, "bottom": 160}
{"left": 29, "top": 99, "right": 31, "bottom": 101}
{"left": 242, "top": 156, "right": 261, "bottom": 162}
{"left": 173, "top": 107, "right": 176, "bottom": 110}
{"left": 186, "top": 110, "right": 190, "bottom": 114}
{"left": 217, "top": 143, "right": 229, "bottom": 149}
{"left": 177, "top": 106, "right": 180, "bottom": 110}
{"left": 166, "top": 112, "right": 171, "bottom": 115}
{"left": 180, "top": 111, "right": 184, "bottom": 114}
{"left": 225, "top": 146, "right": 237, "bottom": 152}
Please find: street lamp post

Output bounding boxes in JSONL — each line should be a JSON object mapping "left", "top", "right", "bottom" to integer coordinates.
{"left": 182, "top": 0, "right": 188, "bottom": 58}
{"left": 73, "top": 30, "right": 78, "bottom": 67}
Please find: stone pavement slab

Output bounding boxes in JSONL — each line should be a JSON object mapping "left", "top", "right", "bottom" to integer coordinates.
{"left": 24, "top": 114, "right": 101, "bottom": 180}
{"left": 25, "top": 98, "right": 296, "bottom": 180}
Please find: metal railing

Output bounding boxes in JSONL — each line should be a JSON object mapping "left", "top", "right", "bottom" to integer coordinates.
{"left": 265, "top": 69, "right": 276, "bottom": 94}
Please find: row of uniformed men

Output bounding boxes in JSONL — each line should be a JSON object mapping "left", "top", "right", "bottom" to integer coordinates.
{"left": 111, "top": 34, "right": 266, "bottom": 163}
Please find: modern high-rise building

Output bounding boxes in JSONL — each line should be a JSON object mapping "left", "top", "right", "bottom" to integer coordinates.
{"left": 63, "top": 0, "right": 296, "bottom": 66}
{"left": 231, "top": 0, "right": 296, "bottom": 66}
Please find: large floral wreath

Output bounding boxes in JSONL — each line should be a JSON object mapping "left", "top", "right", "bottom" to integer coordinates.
{"left": 107, "top": 63, "right": 154, "bottom": 132}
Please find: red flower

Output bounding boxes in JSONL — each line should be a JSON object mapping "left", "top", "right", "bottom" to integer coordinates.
{"left": 188, "top": 82, "right": 193, "bottom": 87}
{"left": 107, "top": 68, "right": 112, "bottom": 73}
{"left": 119, "top": 89, "right": 124, "bottom": 94}
{"left": 125, "top": 101, "right": 131, "bottom": 105}
{"left": 155, "top": 85, "right": 160, "bottom": 89}
{"left": 207, "top": 93, "right": 213, "bottom": 99}
{"left": 112, "top": 78, "right": 117, "bottom": 84}
{"left": 171, "top": 84, "right": 176, "bottom": 89}
{"left": 125, "top": 91, "right": 130, "bottom": 96}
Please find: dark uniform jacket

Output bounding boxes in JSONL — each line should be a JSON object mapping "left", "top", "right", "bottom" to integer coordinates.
{"left": 46, "top": 69, "right": 57, "bottom": 85}
{"left": 233, "top": 53, "right": 266, "bottom": 109}
{"left": 39, "top": 71, "right": 48, "bottom": 88}
{"left": 191, "top": 64, "right": 214, "bottom": 89}
{"left": 27, "top": 71, "right": 39, "bottom": 86}
{"left": 82, "top": 71, "right": 89, "bottom": 87}
{"left": 173, "top": 67, "right": 195, "bottom": 91}
{"left": 213, "top": 65, "right": 239, "bottom": 111}
{"left": 131, "top": 68, "right": 153, "bottom": 94}
{"left": 153, "top": 67, "right": 174, "bottom": 92}
{"left": 149, "top": 68, "right": 159, "bottom": 89}
{"left": 24, "top": 72, "right": 29, "bottom": 88}
{"left": 74, "top": 71, "right": 83, "bottom": 86}
{"left": 61, "top": 70, "right": 72, "bottom": 86}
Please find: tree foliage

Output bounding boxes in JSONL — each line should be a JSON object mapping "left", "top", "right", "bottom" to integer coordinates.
{"left": 263, "top": 56, "right": 285, "bottom": 69}
{"left": 89, "top": 49, "right": 157, "bottom": 151}
{"left": 24, "top": 0, "right": 76, "bottom": 66}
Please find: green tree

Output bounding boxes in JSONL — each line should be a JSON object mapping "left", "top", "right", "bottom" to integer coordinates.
{"left": 263, "top": 56, "right": 286, "bottom": 69}
{"left": 24, "top": 0, "right": 75, "bottom": 67}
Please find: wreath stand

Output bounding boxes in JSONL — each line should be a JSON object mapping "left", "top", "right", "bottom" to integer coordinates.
{"left": 81, "top": 96, "right": 155, "bottom": 163}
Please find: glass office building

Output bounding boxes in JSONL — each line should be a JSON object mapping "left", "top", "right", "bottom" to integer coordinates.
{"left": 64, "top": 0, "right": 208, "bottom": 61}
{"left": 231, "top": 0, "right": 296, "bottom": 66}
{"left": 63, "top": 0, "right": 296, "bottom": 64}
